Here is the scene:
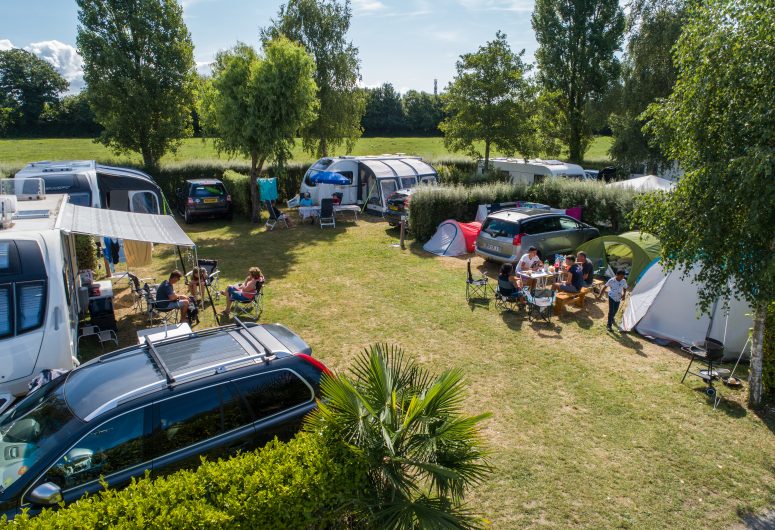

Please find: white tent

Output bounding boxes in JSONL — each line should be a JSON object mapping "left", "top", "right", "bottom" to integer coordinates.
{"left": 422, "top": 220, "right": 480, "bottom": 257}
{"left": 622, "top": 260, "right": 752, "bottom": 360}
{"left": 607, "top": 175, "right": 676, "bottom": 192}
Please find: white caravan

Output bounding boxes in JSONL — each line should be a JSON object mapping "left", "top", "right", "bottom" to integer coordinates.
{"left": 297, "top": 155, "right": 438, "bottom": 215}
{"left": 0, "top": 185, "right": 81, "bottom": 412}
{"left": 479, "top": 158, "right": 587, "bottom": 185}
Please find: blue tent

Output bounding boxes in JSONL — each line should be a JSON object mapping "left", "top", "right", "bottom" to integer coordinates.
{"left": 309, "top": 171, "right": 351, "bottom": 185}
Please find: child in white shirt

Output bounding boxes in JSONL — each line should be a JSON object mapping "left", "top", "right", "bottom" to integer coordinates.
{"left": 597, "top": 270, "right": 628, "bottom": 331}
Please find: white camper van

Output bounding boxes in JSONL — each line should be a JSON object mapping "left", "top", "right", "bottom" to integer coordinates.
{"left": 297, "top": 155, "right": 438, "bottom": 215}
{"left": 14, "top": 160, "right": 167, "bottom": 214}
{"left": 479, "top": 158, "right": 587, "bottom": 185}
{"left": 0, "top": 185, "right": 81, "bottom": 412}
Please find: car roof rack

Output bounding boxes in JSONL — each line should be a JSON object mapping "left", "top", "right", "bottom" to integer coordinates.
{"left": 145, "top": 335, "right": 176, "bottom": 384}
{"left": 233, "top": 317, "right": 273, "bottom": 358}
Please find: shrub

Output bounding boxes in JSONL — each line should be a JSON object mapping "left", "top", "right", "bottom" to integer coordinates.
{"left": 409, "top": 179, "right": 641, "bottom": 242}
{"left": 221, "top": 169, "right": 251, "bottom": 219}
{"left": 4, "top": 432, "right": 366, "bottom": 529}
{"left": 74, "top": 235, "right": 97, "bottom": 271}
{"left": 764, "top": 302, "right": 775, "bottom": 399}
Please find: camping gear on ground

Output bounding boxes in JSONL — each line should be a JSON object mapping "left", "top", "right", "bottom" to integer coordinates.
{"left": 320, "top": 199, "right": 336, "bottom": 228}
{"left": 525, "top": 287, "right": 554, "bottom": 323}
{"left": 681, "top": 338, "right": 725, "bottom": 408}
{"left": 622, "top": 260, "right": 753, "bottom": 361}
{"left": 607, "top": 175, "right": 676, "bottom": 192}
{"left": 575, "top": 231, "right": 661, "bottom": 287}
{"left": 257, "top": 177, "right": 279, "bottom": 201}
{"left": 465, "top": 259, "right": 490, "bottom": 300}
{"left": 423, "top": 220, "right": 482, "bottom": 257}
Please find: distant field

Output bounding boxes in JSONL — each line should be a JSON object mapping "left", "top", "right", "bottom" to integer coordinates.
{"left": 0, "top": 136, "right": 613, "bottom": 173}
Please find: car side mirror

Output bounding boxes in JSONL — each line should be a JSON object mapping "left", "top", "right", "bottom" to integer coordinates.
{"left": 27, "top": 482, "right": 63, "bottom": 506}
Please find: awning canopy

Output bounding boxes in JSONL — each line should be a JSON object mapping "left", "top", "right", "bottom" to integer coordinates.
{"left": 55, "top": 202, "right": 194, "bottom": 247}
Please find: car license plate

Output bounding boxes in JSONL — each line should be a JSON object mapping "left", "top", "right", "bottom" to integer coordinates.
{"left": 483, "top": 243, "right": 500, "bottom": 252}
{"left": 203, "top": 198, "right": 218, "bottom": 204}
{"left": 389, "top": 205, "right": 399, "bottom": 211}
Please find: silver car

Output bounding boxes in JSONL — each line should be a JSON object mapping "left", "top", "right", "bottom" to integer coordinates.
{"left": 475, "top": 208, "right": 599, "bottom": 263}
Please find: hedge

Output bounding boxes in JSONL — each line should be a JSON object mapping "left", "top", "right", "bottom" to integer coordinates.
{"left": 3, "top": 432, "right": 366, "bottom": 529}
{"left": 409, "top": 179, "right": 641, "bottom": 242}
{"left": 764, "top": 302, "right": 775, "bottom": 399}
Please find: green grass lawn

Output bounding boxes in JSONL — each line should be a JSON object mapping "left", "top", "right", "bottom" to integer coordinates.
{"left": 0, "top": 136, "right": 613, "bottom": 173}
{"left": 101, "top": 214, "right": 774, "bottom": 529}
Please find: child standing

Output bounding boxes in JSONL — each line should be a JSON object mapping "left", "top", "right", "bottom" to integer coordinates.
{"left": 597, "top": 270, "right": 628, "bottom": 331}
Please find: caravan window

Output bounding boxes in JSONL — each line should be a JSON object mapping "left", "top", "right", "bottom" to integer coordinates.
{"left": 129, "top": 191, "right": 160, "bottom": 214}
{"left": 0, "top": 285, "right": 11, "bottom": 338}
{"left": 17, "top": 281, "right": 46, "bottom": 332}
{"left": 0, "top": 240, "right": 48, "bottom": 337}
{"left": 400, "top": 177, "right": 417, "bottom": 189}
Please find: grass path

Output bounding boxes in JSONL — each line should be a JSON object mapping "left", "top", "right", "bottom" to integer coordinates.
{"left": 103, "top": 216, "right": 774, "bottom": 529}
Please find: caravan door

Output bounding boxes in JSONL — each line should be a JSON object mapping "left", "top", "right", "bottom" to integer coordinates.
{"left": 378, "top": 178, "right": 400, "bottom": 210}
{"left": 129, "top": 190, "right": 160, "bottom": 214}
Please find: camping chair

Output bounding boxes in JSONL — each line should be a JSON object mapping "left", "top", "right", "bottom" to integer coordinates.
{"left": 494, "top": 286, "right": 522, "bottom": 312}
{"left": 78, "top": 325, "right": 118, "bottom": 351}
{"left": 232, "top": 283, "right": 264, "bottom": 320}
{"left": 128, "top": 273, "right": 156, "bottom": 312}
{"left": 681, "top": 338, "right": 725, "bottom": 407}
{"left": 144, "top": 285, "right": 179, "bottom": 327}
{"left": 265, "top": 201, "right": 289, "bottom": 231}
{"left": 185, "top": 259, "right": 221, "bottom": 303}
{"left": 320, "top": 198, "right": 336, "bottom": 228}
{"left": 525, "top": 287, "right": 554, "bottom": 323}
{"left": 465, "top": 259, "right": 490, "bottom": 300}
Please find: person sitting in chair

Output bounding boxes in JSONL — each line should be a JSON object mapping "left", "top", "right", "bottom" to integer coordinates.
{"left": 222, "top": 266, "right": 265, "bottom": 317}
{"left": 188, "top": 267, "right": 207, "bottom": 303}
{"left": 299, "top": 192, "right": 313, "bottom": 206}
{"left": 498, "top": 263, "right": 523, "bottom": 298}
{"left": 517, "top": 246, "right": 543, "bottom": 272}
{"left": 155, "top": 270, "right": 189, "bottom": 322}
{"left": 552, "top": 255, "right": 583, "bottom": 293}
{"left": 269, "top": 201, "right": 294, "bottom": 227}
{"left": 331, "top": 192, "right": 341, "bottom": 205}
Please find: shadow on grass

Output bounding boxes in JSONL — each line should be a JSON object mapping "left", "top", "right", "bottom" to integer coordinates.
{"left": 609, "top": 330, "right": 647, "bottom": 356}
{"left": 498, "top": 307, "right": 526, "bottom": 331}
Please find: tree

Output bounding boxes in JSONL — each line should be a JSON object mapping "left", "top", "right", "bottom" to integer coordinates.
{"left": 0, "top": 48, "right": 68, "bottom": 133}
{"left": 362, "top": 83, "right": 406, "bottom": 135}
{"left": 39, "top": 92, "right": 101, "bottom": 137}
{"left": 609, "top": 1, "right": 686, "bottom": 173}
{"left": 403, "top": 90, "right": 443, "bottom": 136}
{"left": 262, "top": 0, "right": 365, "bottom": 157}
{"left": 307, "top": 344, "right": 491, "bottom": 529}
{"left": 532, "top": 0, "right": 624, "bottom": 163}
{"left": 440, "top": 31, "right": 532, "bottom": 169}
{"left": 76, "top": 0, "right": 196, "bottom": 170}
{"left": 633, "top": 0, "right": 775, "bottom": 407}
{"left": 210, "top": 39, "right": 317, "bottom": 222}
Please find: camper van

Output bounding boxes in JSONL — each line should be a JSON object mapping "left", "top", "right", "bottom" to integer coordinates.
{"left": 14, "top": 161, "right": 167, "bottom": 214}
{"left": 297, "top": 155, "right": 438, "bottom": 215}
{"left": 0, "top": 185, "right": 81, "bottom": 413}
{"left": 479, "top": 158, "right": 587, "bottom": 185}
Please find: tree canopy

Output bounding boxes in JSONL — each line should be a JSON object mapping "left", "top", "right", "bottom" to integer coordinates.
{"left": 633, "top": 0, "right": 775, "bottom": 406}
{"left": 209, "top": 38, "right": 317, "bottom": 221}
{"left": 0, "top": 48, "right": 68, "bottom": 134}
{"left": 76, "top": 0, "right": 196, "bottom": 170}
{"left": 262, "top": 0, "right": 364, "bottom": 157}
{"left": 532, "top": 0, "right": 624, "bottom": 163}
{"left": 361, "top": 83, "right": 405, "bottom": 136}
{"left": 440, "top": 31, "right": 532, "bottom": 168}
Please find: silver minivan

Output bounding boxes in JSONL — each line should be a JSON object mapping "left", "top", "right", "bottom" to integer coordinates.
{"left": 475, "top": 208, "right": 599, "bottom": 263}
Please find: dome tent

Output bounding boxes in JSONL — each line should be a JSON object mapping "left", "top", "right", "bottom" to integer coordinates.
{"left": 423, "top": 220, "right": 481, "bottom": 257}
{"left": 575, "top": 231, "right": 661, "bottom": 287}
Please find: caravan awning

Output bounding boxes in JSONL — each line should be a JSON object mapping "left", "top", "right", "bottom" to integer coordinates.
{"left": 55, "top": 203, "right": 194, "bottom": 247}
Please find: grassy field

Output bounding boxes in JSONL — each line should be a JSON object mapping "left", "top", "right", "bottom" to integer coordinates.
{"left": 0, "top": 136, "right": 614, "bottom": 171}
{"left": 99, "top": 214, "right": 774, "bottom": 529}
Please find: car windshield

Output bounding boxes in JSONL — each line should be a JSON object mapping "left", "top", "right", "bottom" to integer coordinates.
{"left": 482, "top": 218, "right": 521, "bottom": 238}
{"left": 192, "top": 185, "right": 225, "bottom": 198}
{"left": 0, "top": 376, "right": 81, "bottom": 492}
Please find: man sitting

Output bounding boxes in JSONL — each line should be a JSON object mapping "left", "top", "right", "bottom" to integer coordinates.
{"left": 552, "top": 255, "right": 583, "bottom": 294}
{"left": 155, "top": 270, "right": 189, "bottom": 321}
{"left": 577, "top": 251, "right": 595, "bottom": 288}
{"left": 517, "top": 246, "right": 543, "bottom": 272}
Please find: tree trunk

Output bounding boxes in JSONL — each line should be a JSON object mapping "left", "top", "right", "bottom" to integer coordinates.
{"left": 568, "top": 108, "right": 583, "bottom": 164}
{"left": 249, "top": 151, "right": 260, "bottom": 223}
{"left": 748, "top": 303, "right": 767, "bottom": 408}
{"left": 319, "top": 137, "right": 328, "bottom": 158}
{"left": 140, "top": 145, "right": 158, "bottom": 173}
{"left": 484, "top": 140, "right": 491, "bottom": 171}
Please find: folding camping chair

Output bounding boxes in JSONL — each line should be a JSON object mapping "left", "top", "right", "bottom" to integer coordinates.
{"left": 144, "top": 285, "right": 179, "bottom": 327}
{"left": 681, "top": 338, "right": 725, "bottom": 408}
{"left": 232, "top": 283, "right": 264, "bottom": 320}
{"left": 494, "top": 287, "right": 522, "bottom": 312}
{"left": 319, "top": 198, "right": 336, "bottom": 228}
{"left": 128, "top": 273, "right": 157, "bottom": 312}
{"left": 525, "top": 287, "right": 555, "bottom": 323}
{"left": 78, "top": 325, "right": 118, "bottom": 350}
{"left": 265, "top": 201, "right": 289, "bottom": 231}
{"left": 465, "top": 259, "right": 490, "bottom": 300}
{"left": 185, "top": 259, "right": 221, "bottom": 303}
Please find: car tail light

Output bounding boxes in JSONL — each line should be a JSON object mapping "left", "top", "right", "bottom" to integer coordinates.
{"left": 186, "top": 197, "right": 194, "bottom": 205}
{"left": 512, "top": 232, "right": 526, "bottom": 245}
{"left": 295, "top": 353, "right": 332, "bottom": 377}
{"left": 226, "top": 194, "right": 232, "bottom": 202}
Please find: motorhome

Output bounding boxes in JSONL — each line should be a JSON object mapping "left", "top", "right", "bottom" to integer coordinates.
{"left": 479, "top": 158, "right": 587, "bottom": 185}
{"left": 14, "top": 160, "right": 168, "bottom": 214}
{"left": 296, "top": 155, "right": 438, "bottom": 215}
{"left": 0, "top": 182, "right": 81, "bottom": 413}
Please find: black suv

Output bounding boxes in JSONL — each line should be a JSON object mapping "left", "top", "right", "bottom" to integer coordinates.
{"left": 0, "top": 321, "right": 329, "bottom": 520}
{"left": 176, "top": 179, "right": 233, "bottom": 223}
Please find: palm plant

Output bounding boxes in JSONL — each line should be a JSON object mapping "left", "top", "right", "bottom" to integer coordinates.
{"left": 306, "top": 344, "right": 492, "bottom": 530}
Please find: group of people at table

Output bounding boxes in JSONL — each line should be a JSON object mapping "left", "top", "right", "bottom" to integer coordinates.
{"left": 497, "top": 247, "right": 629, "bottom": 331}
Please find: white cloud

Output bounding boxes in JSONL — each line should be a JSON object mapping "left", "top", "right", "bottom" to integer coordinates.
{"left": 352, "top": 0, "right": 386, "bottom": 13}
{"left": 24, "top": 40, "right": 85, "bottom": 93}
{"left": 0, "top": 39, "right": 13, "bottom": 51}
{"left": 196, "top": 60, "right": 213, "bottom": 77}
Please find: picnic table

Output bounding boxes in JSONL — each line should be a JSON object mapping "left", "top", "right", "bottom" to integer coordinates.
{"left": 297, "top": 204, "right": 360, "bottom": 222}
{"left": 517, "top": 269, "right": 559, "bottom": 290}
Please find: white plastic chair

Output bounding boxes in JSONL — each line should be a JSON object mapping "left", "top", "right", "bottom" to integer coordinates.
{"left": 78, "top": 325, "right": 118, "bottom": 350}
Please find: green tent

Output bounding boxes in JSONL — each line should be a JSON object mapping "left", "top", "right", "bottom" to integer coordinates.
{"left": 576, "top": 231, "right": 661, "bottom": 287}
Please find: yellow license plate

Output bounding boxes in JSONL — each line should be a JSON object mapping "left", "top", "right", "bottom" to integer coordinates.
{"left": 203, "top": 198, "right": 218, "bottom": 203}
{"left": 389, "top": 205, "right": 399, "bottom": 211}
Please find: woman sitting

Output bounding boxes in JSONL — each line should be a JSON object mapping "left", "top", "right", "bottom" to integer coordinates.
{"left": 222, "top": 267, "right": 265, "bottom": 317}
{"left": 497, "top": 263, "right": 523, "bottom": 298}
{"left": 188, "top": 267, "right": 207, "bottom": 303}
{"left": 299, "top": 192, "right": 313, "bottom": 206}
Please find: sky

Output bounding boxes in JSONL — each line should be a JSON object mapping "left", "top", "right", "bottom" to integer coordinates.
{"left": 1, "top": 0, "right": 540, "bottom": 94}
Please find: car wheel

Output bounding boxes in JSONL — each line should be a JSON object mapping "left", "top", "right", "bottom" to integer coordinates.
{"left": 184, "top": 208, "right": 193, "bottom": 224}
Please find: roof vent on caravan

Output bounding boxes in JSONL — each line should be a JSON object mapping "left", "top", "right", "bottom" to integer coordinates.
{"left": 0, "top": 178, "right": 46, "bottom": 201}
{"left": 0, "top": 195, "right": 17, "bottom": 229}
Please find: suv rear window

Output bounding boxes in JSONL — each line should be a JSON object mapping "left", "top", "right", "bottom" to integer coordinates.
{"left": 191, "top": 184, "right": 226, "bottom": 198}
{"left": 482, "top": 218, "right": 521, "bottom": 238}
{"left": 522, "top": 217, "right": 561, "bottom": 235}
{"left": 232, "top": 370, "right": 312, "bottom": 421}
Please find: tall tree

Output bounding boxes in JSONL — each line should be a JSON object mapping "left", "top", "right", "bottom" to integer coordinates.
{"left": 0, "top": 48, "right": 68, "bottom": 132}
{"left": 76, "top": 0, "right": 196, "bottom": 170}
{"left": 634, "top": 0, "right": 774, "bottom": 407}
{"left": 262, "top": 0, "right": 364, "bottom": 157}
{"left": 440, "top": 31, "right": 532, "bottom": 169}
{"left": 210, "top": 39, "right": 317, "bottom": 222}
{"left": 403, "top": 90, "right": 443, "bottom": 136}
{"left": 532, "top": 0, "right": 624, "bottom": 163}
{"left": 609, "top": 0, "right": 686, "bottom": 173}
{"left": 361, "top": 83, "right": 405, "bottom": 135}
